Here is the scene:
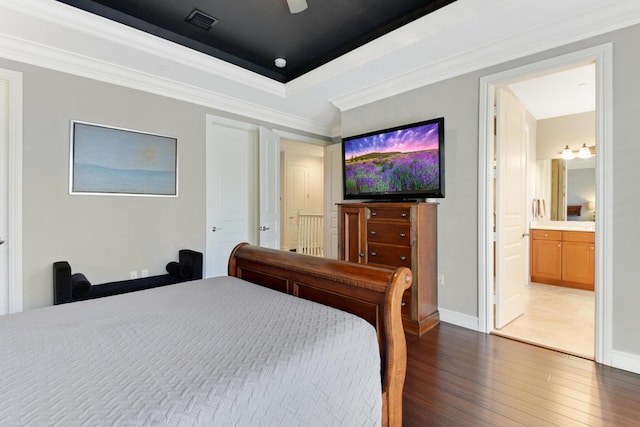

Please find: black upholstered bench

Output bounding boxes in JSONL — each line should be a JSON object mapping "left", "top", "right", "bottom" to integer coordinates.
{"left": 53, "top": 249, "right": 203, "bottom": 305}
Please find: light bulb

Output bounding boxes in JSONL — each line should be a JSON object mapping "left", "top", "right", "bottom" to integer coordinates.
{"left": 578, "top": 144, "right": 592, "bottom": 159}
{"left": 561, "top": 145, "right": 574, "bottom": 160}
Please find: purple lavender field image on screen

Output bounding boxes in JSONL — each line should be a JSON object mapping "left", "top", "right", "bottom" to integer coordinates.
{"left": 343, "top": 122, "right": 440, "bottom": 196}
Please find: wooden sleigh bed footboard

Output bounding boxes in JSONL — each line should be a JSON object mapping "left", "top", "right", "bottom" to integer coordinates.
{"left": 228, "top": 243, "right": 412, "bottom": 427}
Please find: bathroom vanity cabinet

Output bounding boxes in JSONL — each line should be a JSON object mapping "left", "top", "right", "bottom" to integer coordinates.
{"left": 530, "top": 229, "right": 594, "bottom": 291}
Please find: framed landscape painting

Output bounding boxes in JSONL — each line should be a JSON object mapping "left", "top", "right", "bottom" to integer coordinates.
{"left": 70, "top": 121, "right": 178, "bottom": 196}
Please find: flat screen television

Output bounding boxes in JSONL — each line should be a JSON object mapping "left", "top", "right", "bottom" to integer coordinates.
{"left": 342, "top": 117, "right": 445, "bottom": 201}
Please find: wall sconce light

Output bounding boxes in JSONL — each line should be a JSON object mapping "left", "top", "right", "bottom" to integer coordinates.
{"left": 578, "top": 143, "right": 592, "bottom": 159}
{"left": 585, "top": 200, "right": 595, "bottom": 210}
{"left": 561, "top": 145, "right": 574, "bottom": 160}
{"left": 560, "top": 144, "right": 593, "bottom": 160}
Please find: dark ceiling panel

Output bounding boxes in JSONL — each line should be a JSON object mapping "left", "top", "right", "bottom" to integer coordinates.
{"left": 55, "top": 0, "right": 457, "bottom": 82}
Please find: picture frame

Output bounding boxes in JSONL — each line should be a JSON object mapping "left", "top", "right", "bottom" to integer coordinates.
{"left": 69, "top": 121, "right": 178, "bottom": 196}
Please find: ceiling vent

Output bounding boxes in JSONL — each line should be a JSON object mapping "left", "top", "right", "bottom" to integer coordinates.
{"left": 185, "top": 9, "right": 218, "bottom": 31}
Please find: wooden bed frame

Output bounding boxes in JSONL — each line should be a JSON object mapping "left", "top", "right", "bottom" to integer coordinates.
{"left": 228, "top": 243, "right": 412, "bottom": 427}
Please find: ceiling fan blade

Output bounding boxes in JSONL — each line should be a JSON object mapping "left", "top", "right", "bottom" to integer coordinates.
{"left": 287, "top": 0, "right": 308, "bottom": 14}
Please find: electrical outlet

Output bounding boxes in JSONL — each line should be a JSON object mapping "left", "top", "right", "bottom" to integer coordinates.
{"left": 141, "top": 269, "right": 149, "bottom": 278}
{"left": 438, "top": 274, "right": 444, "bottom": 287}
{"left": 130, "top": 270, "right": 138, "bottom": 279}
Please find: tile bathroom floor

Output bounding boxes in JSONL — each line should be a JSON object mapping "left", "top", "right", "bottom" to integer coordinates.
{"left": 493, "top": 282, "right": 595, "bottom": 359}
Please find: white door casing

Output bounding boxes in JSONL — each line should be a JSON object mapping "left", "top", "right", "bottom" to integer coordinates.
{"left": 258, "top": 127, "right": 280, "bottom": 249}
{"left": 0, "top": 68, "right": 23, "bottom": 315}
{"left": 495, "top": 87, "right": 528, "bottom": 329}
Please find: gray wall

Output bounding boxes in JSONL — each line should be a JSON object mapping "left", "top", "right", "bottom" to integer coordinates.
{"left": 1, "top": 59, "right": 209, "bottom": 309}
{"left": 342, "top": 75, "right": 480, "bottom": 317}
{"left": 342, "top": 24, "right": 640, "bottom": 357}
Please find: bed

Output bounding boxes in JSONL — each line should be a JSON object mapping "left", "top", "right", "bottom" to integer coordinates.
{"left": 0, "top": 243, "right": 411, "bottom": 426}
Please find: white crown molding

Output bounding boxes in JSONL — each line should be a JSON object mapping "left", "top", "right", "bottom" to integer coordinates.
{"left": 330, "top": 0, "right": 640, "bottom": 112}
{"left": 2, "top": 0, "right": 640, "bottom": 137}
{"left": 0, "top": 32, "right": 332, "bottom": 137}
{"left": 2, "top": 0, "right": 286, "bottom": 98}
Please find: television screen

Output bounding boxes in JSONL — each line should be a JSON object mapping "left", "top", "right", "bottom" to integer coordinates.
{"left": 342, "top": 117, "right": 444, "bottom": 200}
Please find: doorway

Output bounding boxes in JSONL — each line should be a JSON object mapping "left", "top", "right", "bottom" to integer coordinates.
{"left": 478, "top": 44, "right": 613, "bottom": 365}
{"left": 495, "top": 65, "right": 597, "bottom": 359}
{"left": 279, "top": 139, "right": 325, "bottom": 254}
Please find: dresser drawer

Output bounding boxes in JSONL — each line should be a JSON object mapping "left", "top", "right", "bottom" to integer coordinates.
{"left": 367, "top": 223, "right": 411, "bottom": 245}
{"left": 367, "top": 207, "right": 411, "bottom": 223}
{"left": 531, "top": 229, "right": 562, "bottom": 241}
{"left": 367, "top": 244, "right": 412, "bottom": 268}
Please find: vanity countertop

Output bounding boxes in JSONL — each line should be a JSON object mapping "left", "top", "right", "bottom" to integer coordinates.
{"left": 530, "top": 221, "right": 595, "bottom": 232}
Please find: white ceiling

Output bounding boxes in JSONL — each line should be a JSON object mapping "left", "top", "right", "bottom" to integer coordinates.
{"left": 1, "top": 0, "right": 639, "bottom": 138}
{"left": 508, "top": 63, "right": 596, "bottom": 120}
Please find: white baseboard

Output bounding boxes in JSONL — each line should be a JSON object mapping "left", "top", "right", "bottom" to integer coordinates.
{"left": 438, "top": 308, "right": 479, "bottom": 331}
{"left": 611, "top": 350, "right": 640, "bottom": 375}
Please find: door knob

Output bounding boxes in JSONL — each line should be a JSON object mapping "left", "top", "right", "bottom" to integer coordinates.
{"left": 0, "top": 238, "right": 4, "bottom": 245}
{"left": 259, "top": 226, "right": 271, "bottom": 231}
{"left": 212, "top": 227, "right": 223, "bottom": 232}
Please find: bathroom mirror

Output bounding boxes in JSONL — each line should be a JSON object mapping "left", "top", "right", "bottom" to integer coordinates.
{"left": 535, "top": 156, "right": 595, "bottom": 222}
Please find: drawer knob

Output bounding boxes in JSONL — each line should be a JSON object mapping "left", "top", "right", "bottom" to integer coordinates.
{"left": 359, "top": 253, "right": 365, "bottom": 257}
{"left": 400, "top": 256, "right": 407, "bottom": 261}
{"left": 557, "top": 244, "right": 561, "bottom": 247}
{"left": 369, "top": 230, "right": 377, "bottom": 235}
{"left": 544, "top": 233, "right": 549, "bottom": 237}
{"left": 371, "top": 212, "right": 377, "bottom": 216}
{"left": 401, "top": 301, "right": 406, "bottom": 307}
{"left": 400, "top": 212, "right": 407, "bottom": 217}
{"left": 370, "top": 252, "right": 377, "bottom": 256}
{"left": 399, "top": 233, "right": 406, "bottom": 237}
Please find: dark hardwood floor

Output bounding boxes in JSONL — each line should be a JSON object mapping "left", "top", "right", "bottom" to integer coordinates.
{"left": 403, "top": 322, "right": 640, "bottom": 426}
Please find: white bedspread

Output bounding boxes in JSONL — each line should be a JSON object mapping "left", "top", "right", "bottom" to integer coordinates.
{"left": 0, "top": 276, "right": 381, "bottom": 426}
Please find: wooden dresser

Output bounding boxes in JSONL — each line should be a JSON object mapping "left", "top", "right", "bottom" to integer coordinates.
{"left": 530, "top": 229, "right": 595, "bottom": 291}
{"left": 337, "top": 202, "right": 438, "bottom": 335}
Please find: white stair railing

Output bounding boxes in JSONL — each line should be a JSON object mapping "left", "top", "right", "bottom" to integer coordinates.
{"left": 297, "top": 214, "right": 324, "bottom": 257}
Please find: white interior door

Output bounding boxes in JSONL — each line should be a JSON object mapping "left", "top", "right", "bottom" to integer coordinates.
{"left": 0, "top": 68, "right": 22, "bottom": 314}
{"left": 259, "top": 127, "right": 280, "bottom": 249}
{"left": 0, "top": 78, "right": 8, "bottom": 314}
{"left": 324, "top": 143, "right": 342, "bottom": 259}
{"left": 495, "top": 87, "right": 528, "bottom": 329}
{"left": 205, "top": 119, "right": 257, "bottom": 277}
